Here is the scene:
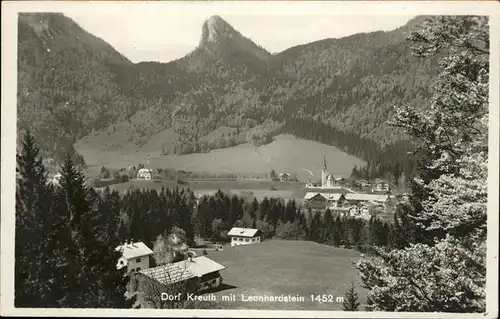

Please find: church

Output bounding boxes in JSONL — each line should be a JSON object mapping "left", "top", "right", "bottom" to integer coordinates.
{"left": 306, "top": 155, "right": 345, "bottom": 189}
{"left": 321, "top": 155, "right": 337, "bottom": 188}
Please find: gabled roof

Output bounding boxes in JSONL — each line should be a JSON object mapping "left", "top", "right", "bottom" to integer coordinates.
{"left": 227, "top": 227, "right": 260, "bottom": 237}
{"left": 345, "top": 193, "right": 389, "bottom": 202}
{"left": 305, "top": 187, "right": 355, "bottom": 194}
{"left": 304, "top": 192, "right": 322, "bottom": 200}
{"left": 115, "top": 241, "right": 154, "bottom": 259}
{"left": 319, "top": 193, "right": 344, "bottom": 201}
{"left": 139, "top": 256, "right": 226, "bottom": 285}
{"left": 304, "top": 192, "right": 344, "bottom": 201}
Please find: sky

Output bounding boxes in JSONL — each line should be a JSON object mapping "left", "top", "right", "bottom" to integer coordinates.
{"left": 63, "top": 6, "right": 415, "bottom": 63}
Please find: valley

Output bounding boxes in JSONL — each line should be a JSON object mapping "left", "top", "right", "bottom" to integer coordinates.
{"left": 78, "top": 134, "right": 366, "bottom": 181}
{"left": 17, "top": 13, "right": 432, "bottom": 188}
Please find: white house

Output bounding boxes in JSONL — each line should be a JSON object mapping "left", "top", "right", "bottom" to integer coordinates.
{"left": 227, "top": 227, "right": 261, "bottom": 246}
{"left": 115, "top": 241, "right": 154, "bottom": 273}
{"left": 139, "top": 256, "right": 226, "bottom": 293}
{"left": 137, "top": 168, "right": 153, "bottom": 180}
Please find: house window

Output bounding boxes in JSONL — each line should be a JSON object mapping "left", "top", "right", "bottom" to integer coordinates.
{"left": 245, "top": 238, "right": 249, "bottom": 242}
{"left": 136, "top": 257, "right": 141, "bottom": 263}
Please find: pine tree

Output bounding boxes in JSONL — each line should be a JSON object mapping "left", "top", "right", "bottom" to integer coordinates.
{"left": 356, "top": 16, "right": 489, "bottom": 312}
{"left": 55, "top": 154, "right": 94, "bottom": 306}
{"left": 15, "top": 129, "right": 53, "bottom": 306}
{"left": 342, "top": 281, "right": 360, "bottom": 311}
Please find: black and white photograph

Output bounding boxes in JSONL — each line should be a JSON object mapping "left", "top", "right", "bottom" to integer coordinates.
{"left": 1, "top": 1, "right": 499, "bottom": 317}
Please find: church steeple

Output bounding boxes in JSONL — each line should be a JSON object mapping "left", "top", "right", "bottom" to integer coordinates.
{"left": 323, "top": 154, "right": 327, "bottom": 171}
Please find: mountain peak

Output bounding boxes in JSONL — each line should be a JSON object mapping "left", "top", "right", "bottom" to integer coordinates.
{"left": 194, "top": 14, "right": 272, "bottom": 66}
{"left": 200, "top": 15, "right": 238, "bottom": 45}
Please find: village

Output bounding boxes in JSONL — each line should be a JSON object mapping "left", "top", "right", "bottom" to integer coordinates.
{"left": 103, "top": 154, "right": 408, "bottom": 308}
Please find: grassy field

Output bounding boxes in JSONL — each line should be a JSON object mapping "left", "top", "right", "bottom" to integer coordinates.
{"left": 76, "top": 134, "right": 366, "bottom": 181}
{"left": 202, "top": 240, "right": 368, "bottom": 310}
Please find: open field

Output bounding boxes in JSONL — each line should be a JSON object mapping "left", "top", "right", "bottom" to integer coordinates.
{"left": 203, "top": 240, "right": 368, "bottom": 310}
{"left": 104, "top": 180, "right": 305, "bottom": 201}
{"left": 76, "top": 134, "right": 366, "bottom": 181}
{"left": 101, "top": 180, "right": 368, "bottom": 204}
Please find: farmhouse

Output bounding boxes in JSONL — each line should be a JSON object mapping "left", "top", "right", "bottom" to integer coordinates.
{"left": 139, "top": 256, "right": 226, "bottom": 293}
{"left": 137, "top": 168, "right": 153, "bottom": 180}
{"left": 228, "top": 227, "right": 261, "bottom": 246}
{"left": 344, "top": 193, "right": 389, "bottom": 206}
{"left": 304, "top": 192, "right": 345, "bottom": 210}
{"left": 115, "top": 241, "right": 154, "bottom": 273}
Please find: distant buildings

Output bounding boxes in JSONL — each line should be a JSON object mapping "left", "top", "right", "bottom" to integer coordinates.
{"left": 279, "top": 172, "right": 291, "bottom": 182}
{"left": 304, "top": 192, "right": 345, "bottom": 210}
{"left": 228, "top": 227, "right": 261, "bottom": 246}
{"left": 115, "top": 241, "right": 154, "bottom": 273}
{"left": 306, "top": 155, "right": 347, "bottom": 189}
{"left": 372, "top": 179, "right": 390, "bottom": 193}
{"left": 344, "top": 193, "right": 389, "bottom": 206}
{"left": 354, "top": 179, "right": 371, "bottom": 188}
{"left": 137, "top": 168, "right": 153, "bottom": 180}
{"left": 302, "top": 158, "right": 392, "bottom": 217}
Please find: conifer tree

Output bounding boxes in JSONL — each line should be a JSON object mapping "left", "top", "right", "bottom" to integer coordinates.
{"left": 342, "top": 281, "right": 360, "bottom": 311}
{"left": 15, "top": 129, "right": 53, "bottom": 306}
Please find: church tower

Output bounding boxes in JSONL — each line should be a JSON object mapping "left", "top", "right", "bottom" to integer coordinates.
{"left": 321, "top": 154, "right": 328, "bottom": 188}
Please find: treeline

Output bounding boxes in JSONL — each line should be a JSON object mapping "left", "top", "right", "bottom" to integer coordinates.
{"left": 104, "top": 184, "right": 408, "bottom": 255}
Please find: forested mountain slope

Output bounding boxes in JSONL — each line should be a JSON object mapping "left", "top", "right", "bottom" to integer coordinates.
{"left": 17, "top": 13, "right": 139, "bottom": 164}
{"left": 18, "top": 13, "right": 436, "bottom": 178}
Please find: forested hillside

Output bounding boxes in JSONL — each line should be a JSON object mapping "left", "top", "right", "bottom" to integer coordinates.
{"left": 17, "top": 13, "right": 140, "bottom": 165}
{"left": 17, "top": 13, "right": 436, "bottom": 181}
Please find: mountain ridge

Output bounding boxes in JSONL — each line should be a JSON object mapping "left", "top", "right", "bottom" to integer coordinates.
{"left": 17, "top": 13, "right": 435, "bottom": 172}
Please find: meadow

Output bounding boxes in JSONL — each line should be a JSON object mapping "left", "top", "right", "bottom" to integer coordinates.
{"left": 104, "top": 179, "right": 305, "bottom": 202}
{"left": 76, "top": 134, "right": 366, "bottom": 181}
{"left": 204, "top": 240, "right": 368, "bottom": 310}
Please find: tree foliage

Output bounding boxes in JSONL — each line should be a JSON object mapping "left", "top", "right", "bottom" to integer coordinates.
{"left": 355, "top": 16, "right": 489, "bottom": 312}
